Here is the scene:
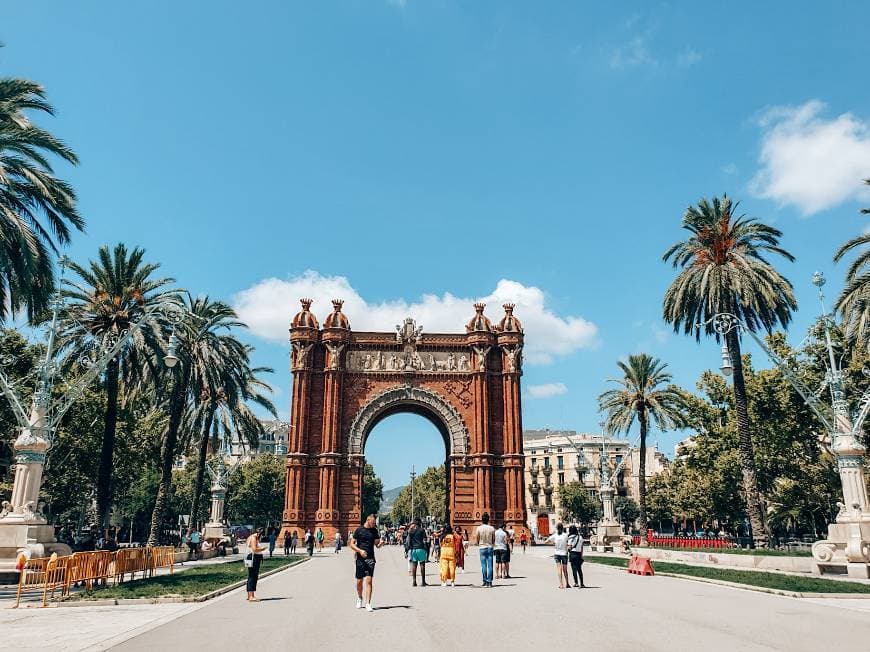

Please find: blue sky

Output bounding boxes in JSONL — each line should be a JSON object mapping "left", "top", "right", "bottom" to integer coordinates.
{"left": 5, "top": 2, "right": 870, "bottom": 488}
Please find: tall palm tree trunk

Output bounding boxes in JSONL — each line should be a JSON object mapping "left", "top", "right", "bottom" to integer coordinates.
{"left": 148, "top": 368, "right": 189, "bottom": 546}
{"left": 96, "top": 357, "right": 120, "bottom": 531}
{"left": 189, "top": 405, "right": 216, "bottom": 528}
{"left": 637, "top": 408, "right": 649, "bottom": 540}
{"left": 726, "top": 329, "right": 768, "bottom": 548}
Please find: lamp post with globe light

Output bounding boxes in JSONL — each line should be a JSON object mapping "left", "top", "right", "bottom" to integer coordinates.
{"left": 704, "top": 272, "right": 870, "bottom": 577}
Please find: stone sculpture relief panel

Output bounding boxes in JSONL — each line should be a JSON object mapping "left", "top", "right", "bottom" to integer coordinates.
{"left": 346, "top": 350, "right": 472, "bottom": 373}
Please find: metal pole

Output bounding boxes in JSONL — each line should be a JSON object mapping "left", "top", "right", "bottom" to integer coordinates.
{"left": 410, "top": 465, "right": 416, "bottom": 522}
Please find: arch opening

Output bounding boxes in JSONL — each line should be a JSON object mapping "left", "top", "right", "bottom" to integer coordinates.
{"left": 364, "top": 412, "right": 450, "bottom": 524}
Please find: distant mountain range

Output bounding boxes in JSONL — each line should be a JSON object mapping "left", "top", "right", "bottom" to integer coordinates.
{"left": 380, "top": 485, "right": 405, "bottom": 513}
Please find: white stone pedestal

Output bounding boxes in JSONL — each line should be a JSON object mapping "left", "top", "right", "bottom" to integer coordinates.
{"left": 812, "top": 426, "right": 870, "bottom": 578}
{"left": 0, "top": 424, "right": 71, "bottom": 582}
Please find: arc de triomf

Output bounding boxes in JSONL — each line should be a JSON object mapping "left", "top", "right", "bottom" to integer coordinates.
{"left": 282, "top": 298, "right": 528, "bottom": 538}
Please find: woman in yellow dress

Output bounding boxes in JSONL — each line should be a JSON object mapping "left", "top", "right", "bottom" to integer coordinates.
{"left": 439, "top": 524, "right": 457, "bottom": 586}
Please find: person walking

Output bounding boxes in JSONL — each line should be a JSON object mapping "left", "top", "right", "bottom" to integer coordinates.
{"left": 334, "top": 531, "right": 343, "bottom": 553}
{"left": 407, "top": 518, "right": 429, "bottom": 587}
{"left": 547, "top": 523, "right": 570, "bottom": 589}
{"left": 245, "top": 528, "right": 267, "bottom": 602}
{"left": 283, "top": 530, "right": 292, "bottom": 556}
{"left": 438, "top": 524, "right": 457, "bottom": 586}
{"left": 316, "top": 527, "right": 324, "bottom": 552}
{"left": 431, "top": 527, "right": 441, "bottom": 562}
{"left": 454, "top": 526, "right": 466, "bottom": 574}
{"left": 305, "top": 528, "right": 315, "bottom": 557}
{"left": 567, "top": 525, "right": 586, "bottom": 588}
{"left": 474, "top": 513, "right": 496, "bottom": 587}
{"left": 290, "top": 530, "right": 298, "bottom": 554}
{"left": 519, "top": 531, "right": 528, "bottom": 553}
{"left": 268, "top": 528, "right": 276, "bottom": 558}
{"left": 189, "top": 529, "right": 201, "bottom": 561}
{"left": 493, "top": 523, "right": 508, "bottom": 580}
{"left": 350, "top": 514, "right": 383, "bottom": 612}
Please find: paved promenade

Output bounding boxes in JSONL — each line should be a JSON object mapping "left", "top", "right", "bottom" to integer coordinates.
{"left": 2, "top": 546, "right": 870, "bottom": 650}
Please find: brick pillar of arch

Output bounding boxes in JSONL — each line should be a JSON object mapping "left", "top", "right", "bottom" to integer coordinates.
{"left": 498, "top": 333, "right": 527, "bottom": 533}
{"left": 316, "top": 332, "right": 347, "bottom": 530}
{"left": 283, "top": 325, "right": 318, "bottom": 536}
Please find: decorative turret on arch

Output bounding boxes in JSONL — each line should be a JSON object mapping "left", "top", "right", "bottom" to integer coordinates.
{"left": 347, "top": 385, "right": 470, "bottom": 457}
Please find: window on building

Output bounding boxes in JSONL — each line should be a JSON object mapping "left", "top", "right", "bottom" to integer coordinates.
{"left": 557, "top": 455, "right": 564, "bottom": 469}
{"left": 543, "top": 457, "right": 550, "bottom": 468}
{"left": 531, "top": 457, "right": 537, "bottom": 468}
{"left": 616, "top": 454, "right": 623, "bottom": 466}
{"left": 558, "top": 472, "right": 565, "bottom": 485}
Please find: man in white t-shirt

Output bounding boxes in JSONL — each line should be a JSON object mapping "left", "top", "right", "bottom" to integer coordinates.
{"left": 547, "top": 523, "right": 570, "bottom": 589}
{"left": 473, "top": 513, "right": 496, "bottom": 587}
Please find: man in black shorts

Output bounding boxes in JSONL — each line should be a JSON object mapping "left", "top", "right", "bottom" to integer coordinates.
{"left": 350, "top": 513, "right": 382, "bottom": 612}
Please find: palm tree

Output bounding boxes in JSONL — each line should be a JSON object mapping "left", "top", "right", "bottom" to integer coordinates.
{"left": 662, "top": 195, "right": 797, "bottom": 547}
{"left": 598, "top": 354, "right": 689, "bottom": 539}
{"left": 148, "top": 296, "right": 272, "bottom": 544}
{"left": 59, "top": 243, "right": 176, "bottom": 529}
{"left": 186, "top": 347, "right": 276, "bottom": 528}
{"left": 0, "top": 76, "right": 82, "bottom": 322}
{"left": 832, "top": 179, "right": 870, "bottom": 352}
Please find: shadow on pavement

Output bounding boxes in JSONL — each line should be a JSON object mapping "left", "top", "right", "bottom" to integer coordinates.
{"left": 374, "top": 605, "right": 412, "bottom": 610}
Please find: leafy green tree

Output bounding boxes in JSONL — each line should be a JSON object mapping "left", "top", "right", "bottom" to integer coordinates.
{"left": 663, "top": 195, "right": 797, "bottom": 547}
{"left": 615, "top": 496, "right": 640, "bottom": 530}
{"left": 361, "top": 463, "right": 384, "bottom": 519}
{"left": 597, "top": 353, "right": 689, "bottom": 538}
{"left": 226, "top": 454, "right": 284, "bottom": 528}
{"left": 558, "top": 481, "right": 601, "bottom": 524}
{"left": 390, "top": 464, "right": 446, "bottom": 523}
{"left": 0, "top": 74, "right": 82, "bottom": 322}
{"left": 60, "top": 243, "right": 176, "bottom": 529}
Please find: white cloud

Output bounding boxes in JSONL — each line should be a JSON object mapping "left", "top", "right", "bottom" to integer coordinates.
{"left": 233, "top": 271, "right": 598, "bottom": 365}
{"left": 677, "top": 47, "right": 702, "bottom": 67}
{"left": 721, "top": 163, "right": 739, "bottom": 175}
{"left": 750, "top": 100, "right": 870, "bottom": 215}
{"left": 610, "top": 36, "right": 657, "bottom": 69}
{"left": 527, "top": 383, "right": 568, "bottom": 399}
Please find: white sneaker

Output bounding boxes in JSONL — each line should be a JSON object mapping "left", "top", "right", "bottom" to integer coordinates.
{"left": 365, "top": 603, "right": 374, "bottom": 612}
{"left": 450, "top": 581, "right": 455, "bottom": 586}
{"left": 441, "top": 582, "right": 446, "bottom": 587}
{"left": 355, "top": 597, "right": 363, "bottom": 609}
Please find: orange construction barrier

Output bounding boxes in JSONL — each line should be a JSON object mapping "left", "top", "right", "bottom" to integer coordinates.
{"left": 114, "top": 547, "right": 149, "bottom": 584}
{"left": 14, "top": 553, "right": 71, "bottom": 608}
{"left": 627, "top": 554, "right": 655, "bottom": 576}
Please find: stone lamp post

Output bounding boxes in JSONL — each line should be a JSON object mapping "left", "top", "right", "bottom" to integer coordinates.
{"left": 709, "top": 273, "right": 870, "bottom": 578}
{"left": 202, "top": 440, "right": 241, "bottom": 544}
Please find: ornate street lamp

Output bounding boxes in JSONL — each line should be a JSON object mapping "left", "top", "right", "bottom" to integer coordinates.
{"left": 704, "top": 273, "right": 870, "bottom": 578}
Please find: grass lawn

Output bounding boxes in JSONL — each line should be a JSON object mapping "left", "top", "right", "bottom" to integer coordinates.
{"left": 585, "top": 555, "right": 870, "bottom": 594}
{"left": 69, "top": 556, "right": 303, "bottom": 600}
{"left": 643, "top": 546, "right": 813, "bottom": 557}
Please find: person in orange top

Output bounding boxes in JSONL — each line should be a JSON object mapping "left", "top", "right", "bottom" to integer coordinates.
{"left": 454, "top": 526, "right": 466, "bottom": 574}
{"left": 439, "top": 524, "right": 457, "bottom": 586}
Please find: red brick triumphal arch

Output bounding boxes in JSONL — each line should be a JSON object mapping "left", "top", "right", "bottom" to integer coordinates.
{"left": 282, "top": 299, "right": 528, "bottom": 538}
